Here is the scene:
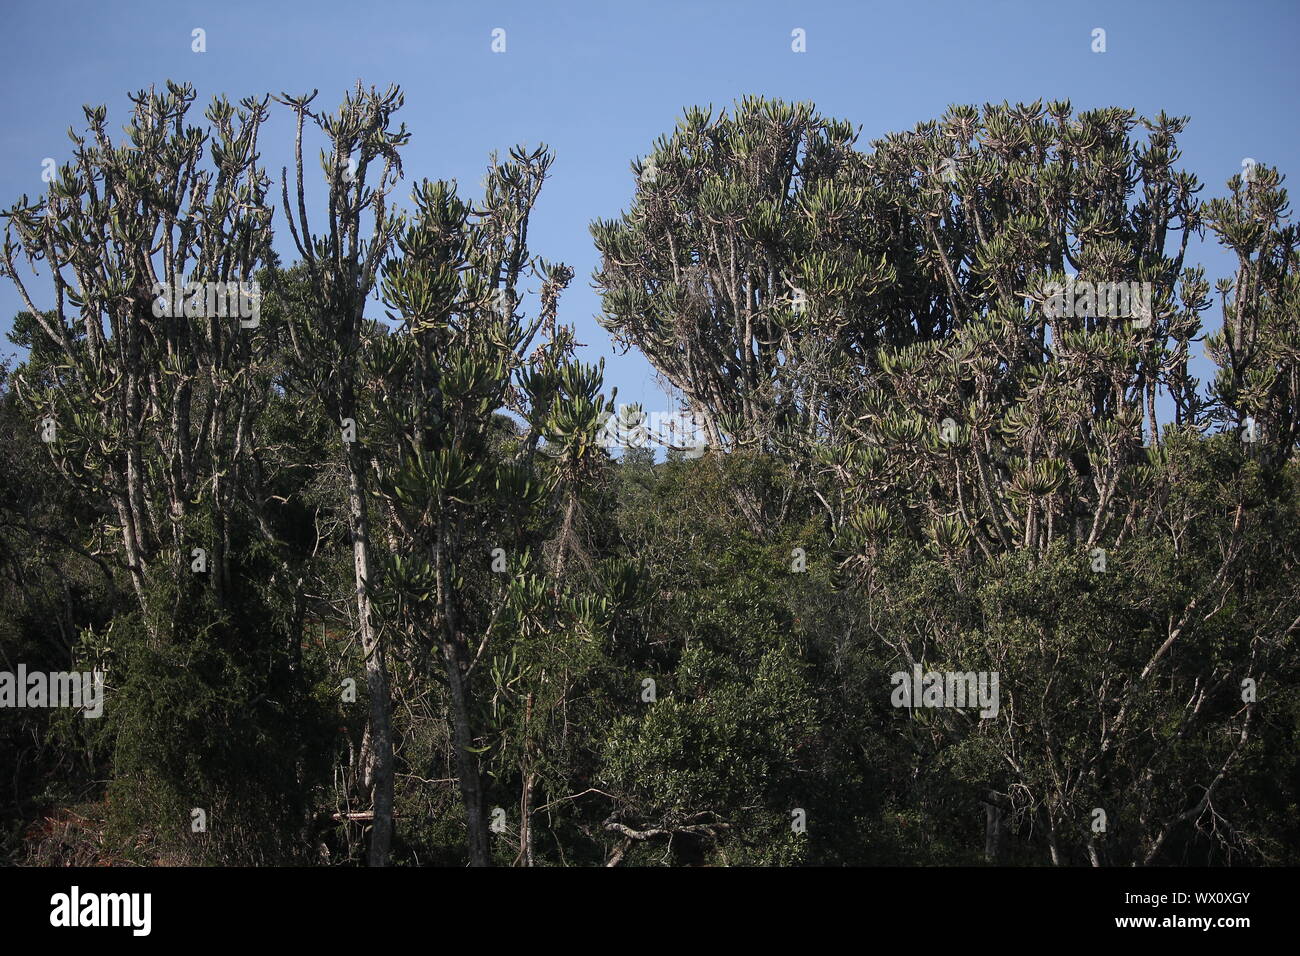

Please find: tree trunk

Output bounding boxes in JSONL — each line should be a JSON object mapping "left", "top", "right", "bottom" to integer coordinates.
{"left": 984, "top": 803, "right": 1006, "bottom": 863}
{"left": 345, "top": 442, "right": 393, "bottom": 867}
{"left": 981, "top": 790, "right": 1010, "bottom": 864}
{"left": 441, "top": 635, "right": 490, "bottom": 866}
{"left": 517, "top": 693, "right": 536, "bottom": 867}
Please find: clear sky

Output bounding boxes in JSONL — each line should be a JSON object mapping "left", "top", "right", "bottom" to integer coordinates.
{"left": 1, "top": 0, "right": 1297, "bottom": 412}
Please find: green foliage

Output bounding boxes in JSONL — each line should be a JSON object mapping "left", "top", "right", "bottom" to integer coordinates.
{"left": 1, "top": 87, "right": 1297, "bottom": 869}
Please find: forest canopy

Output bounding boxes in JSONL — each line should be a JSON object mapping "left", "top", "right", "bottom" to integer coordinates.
{"left": 1, "top": 83, "right": 1297, "bottom": 867}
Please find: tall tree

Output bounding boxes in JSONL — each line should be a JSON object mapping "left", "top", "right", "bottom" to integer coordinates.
{"left": 275, "top": 83, "right": 409, "bottom": 866}
{"left": 1, "top": 82, "right": 275, "bottom": 630}
{"left": 370, "top": 148, "right": 598, "bottom": 864}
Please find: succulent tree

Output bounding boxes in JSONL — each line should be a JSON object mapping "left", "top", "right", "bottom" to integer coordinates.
{"left": 816, "top": 107, "right": 1291, "bottom": 865}
{"left": 592, "top": 98, "right": 872, "bottom": 454}
{"left": 598, "top": 98, "right": 1298, "bottom": 865}
{"left": 0, "top": 81, "right": 275, "bottom": 635}
{"left": 275, "top": 82, "right": 409, "bottom": 866}
{"left": 370, "top": 148, "right": 608, "bottom": 864}
{"left": 1203, "top": 162, "right": 1300, "bottom": 464}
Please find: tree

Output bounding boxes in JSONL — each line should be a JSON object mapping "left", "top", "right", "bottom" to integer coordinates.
{"left": 591, "top": 98, "right": 870, "bottom": 455}
{"left": 0, "top": 82, "right": 340, "bottom": 864}
{"left": 597, "top": 97, "right": 1300, "bottom": 865}
{"left": 370, "top": 150, "right": 604, "bottom": 864}
{"left": 1, "top": 81, "right": 275, "bottom": 627}
{"left": 274, "top": 83, "right": 409, "bottom": 866}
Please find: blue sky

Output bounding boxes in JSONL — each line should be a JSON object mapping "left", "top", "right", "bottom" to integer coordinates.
{"left": 1, "top": 0, "right": 1297, "bottom": 412}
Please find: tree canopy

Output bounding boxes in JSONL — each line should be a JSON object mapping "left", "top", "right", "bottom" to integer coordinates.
{"left": 2, "top": 87, "right": 1297, "bottom": 867}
